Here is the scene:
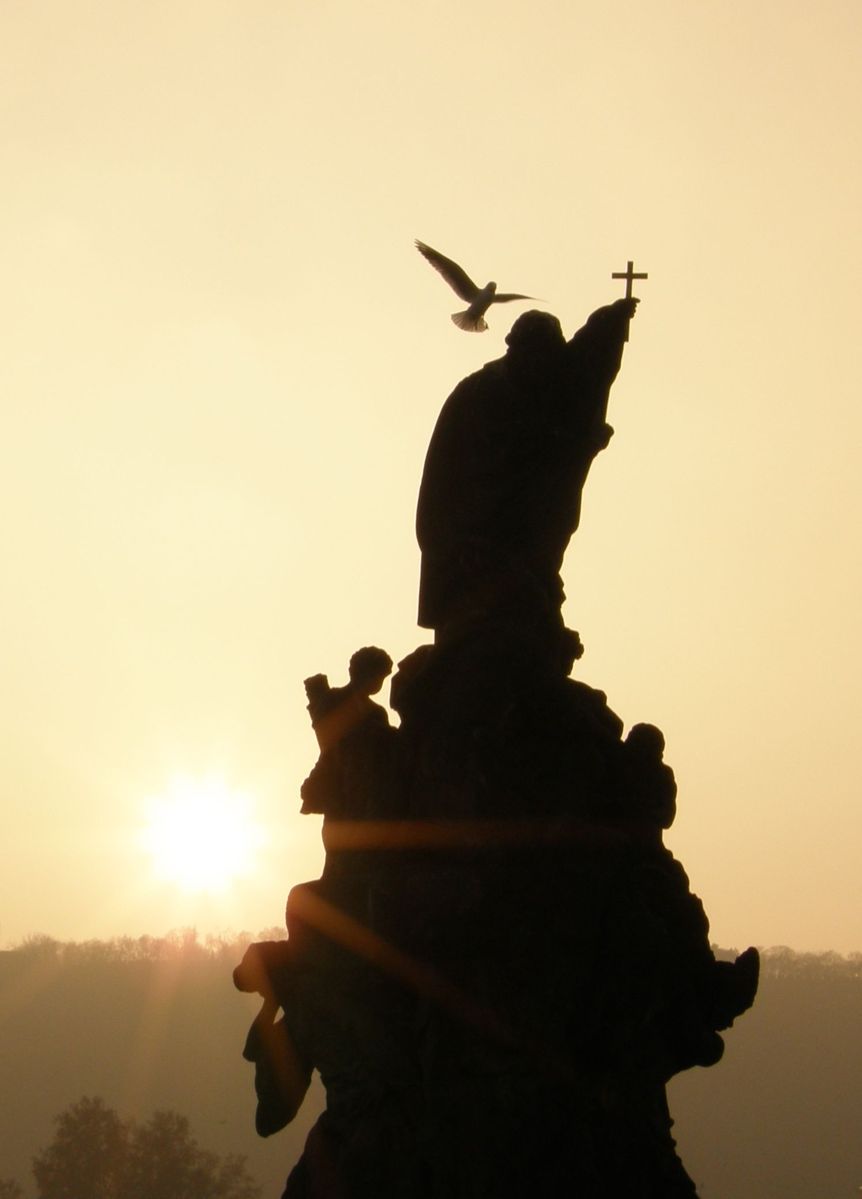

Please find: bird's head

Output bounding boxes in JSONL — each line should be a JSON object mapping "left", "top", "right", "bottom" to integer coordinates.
{"left": 487, "top": 281, "right": 497, "bottom": 293}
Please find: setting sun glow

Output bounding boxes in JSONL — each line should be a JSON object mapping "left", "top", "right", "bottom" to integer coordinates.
{"left": 141, "top": 776, "right": 264, "bottom": 893}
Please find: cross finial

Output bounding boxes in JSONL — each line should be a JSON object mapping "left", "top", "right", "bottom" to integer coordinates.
{"left": 611, "top": 259, "right": 648, "bottom": 299}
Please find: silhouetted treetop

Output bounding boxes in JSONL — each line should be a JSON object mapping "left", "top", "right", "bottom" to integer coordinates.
{"left": 31, "top": 1097, "right": 260, "bottom": 1199}
{"left": 4, "top": 929, "right": 286, "bottom": 966}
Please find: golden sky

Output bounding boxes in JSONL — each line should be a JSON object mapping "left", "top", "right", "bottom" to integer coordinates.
{"left": 1, "top": 0, "right": 860, "bottom": 951}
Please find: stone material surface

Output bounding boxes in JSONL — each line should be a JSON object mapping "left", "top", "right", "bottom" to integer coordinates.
{"left": 236, "top": 302, "right": 758, "bottom": 1198}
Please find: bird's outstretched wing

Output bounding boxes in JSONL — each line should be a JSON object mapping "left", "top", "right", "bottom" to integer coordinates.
{"left": 415, "top": 240, "right": 480, "bottom": 301}
{"left": 493, "top": 292, "right": 534, "bottom": 303}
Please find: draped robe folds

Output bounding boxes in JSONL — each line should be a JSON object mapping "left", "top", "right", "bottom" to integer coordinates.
{"left": 415, "top": 300, "right": 635, "bottom": 632}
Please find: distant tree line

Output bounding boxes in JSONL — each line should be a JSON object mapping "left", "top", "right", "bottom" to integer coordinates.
{"left": 2, "top": 928, "right": 287, "bottom": 965}
{"left": 752, "top": 945, "right": 862, "bottom": 980}
{"left": 4, "top": 933, "right": 859, "bottom": 976}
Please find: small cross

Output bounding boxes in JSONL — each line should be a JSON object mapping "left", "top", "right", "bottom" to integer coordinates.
{"left": 611, "top": 259, "right": 648, "bottom": 299}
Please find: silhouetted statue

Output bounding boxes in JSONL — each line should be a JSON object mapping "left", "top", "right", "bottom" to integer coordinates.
{"left": 234, "top": 941, "right": 311, "bottom": 1137}
{"left": 237, "top": 293, "right": 759, "bottom": 1199}
{"left": 300, "top": 647, "right": 399, "bottom": 824}
{"left": 304, "top": 646, "right": 393, "bottom": 754}
{"left": 416, "top": 299, "right": 637, "bottom": 636}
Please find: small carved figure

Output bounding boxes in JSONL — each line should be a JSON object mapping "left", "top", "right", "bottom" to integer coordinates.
{"left": 618, "top": 722, "right": 678, "bottom": 829}
{"left": 300, "top": 647, "right": 399, "bottom": 822}
{"left": 233, "top": 942, "right": 311, "bottom": 1137}
{"left": 305, "top": 646, "right": 393, "bottom": 752}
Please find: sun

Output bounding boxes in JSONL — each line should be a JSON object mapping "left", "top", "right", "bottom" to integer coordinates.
{"left": 141, "top": 775, "right": 265, "bottom": 893}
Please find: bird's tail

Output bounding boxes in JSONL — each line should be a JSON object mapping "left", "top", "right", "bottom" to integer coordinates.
{"left": 451, "top": 309, "right": 488, "bottom": 333}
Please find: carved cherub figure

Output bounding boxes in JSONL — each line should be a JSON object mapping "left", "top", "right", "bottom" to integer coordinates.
{"left": 301, "top": 646, "right": 397, "bottom": 821}
{"left": 304, "top": 646, "right": 393, "bottom": 752}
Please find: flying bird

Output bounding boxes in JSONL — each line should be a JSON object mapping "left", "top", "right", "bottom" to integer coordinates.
{"left": 415, "top": 240, "right": 534, "bottom": 332}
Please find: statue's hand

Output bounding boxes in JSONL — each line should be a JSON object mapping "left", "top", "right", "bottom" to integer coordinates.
{"left": 304, "top": 673, "right": 330, "bottom": 703}
{"left": 606, "top": 297, "right": 639, "bottom": 327}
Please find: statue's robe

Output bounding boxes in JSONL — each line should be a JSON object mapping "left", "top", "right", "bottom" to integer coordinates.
{"left": 416, "top": 300, "right": 634, "bottom": 632}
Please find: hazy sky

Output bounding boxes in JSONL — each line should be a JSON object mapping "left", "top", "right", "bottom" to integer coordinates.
{"left": 1, "top": 0, "right": 860, "bottom": 952}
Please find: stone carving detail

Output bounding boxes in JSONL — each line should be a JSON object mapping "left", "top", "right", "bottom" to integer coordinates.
{"left": 236, "top": 300, "right": 759, "bottom": 1198}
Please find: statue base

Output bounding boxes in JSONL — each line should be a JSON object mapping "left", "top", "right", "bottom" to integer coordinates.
{"left": 236, "top": 625, "right": 758, "bottom": 1199}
